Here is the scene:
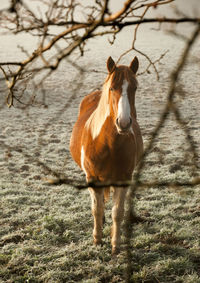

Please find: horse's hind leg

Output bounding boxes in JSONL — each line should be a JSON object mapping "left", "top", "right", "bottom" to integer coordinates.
{"left": 111, "top": 187, "right": 128, "bottom": 255}
{"left": 89, "top": 187, "right": 104, "bottom": 245}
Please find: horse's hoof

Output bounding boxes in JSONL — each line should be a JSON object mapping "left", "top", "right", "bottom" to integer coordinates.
{"left": 112, "top": 247, "right": 120, "bottom": 256}
{"left": 94, "top": 239, "right": 102, "bottom": 246}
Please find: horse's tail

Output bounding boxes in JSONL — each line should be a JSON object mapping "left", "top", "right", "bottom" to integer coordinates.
{"left": 104, "top": 187, "right": 110, "bottom": 202}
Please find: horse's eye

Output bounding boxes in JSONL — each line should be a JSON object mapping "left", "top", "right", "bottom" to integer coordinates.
{"left": 110, "top": 87, "right": 114, "bottom": 92}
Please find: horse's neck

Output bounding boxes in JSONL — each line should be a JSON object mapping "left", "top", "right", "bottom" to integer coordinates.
{"left": 86, "top": 82, "right": 111, "bottom": 140}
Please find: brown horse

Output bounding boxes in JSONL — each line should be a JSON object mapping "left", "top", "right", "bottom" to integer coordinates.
{"left": 70, "top": 56, "right": 143, "bottom": 254}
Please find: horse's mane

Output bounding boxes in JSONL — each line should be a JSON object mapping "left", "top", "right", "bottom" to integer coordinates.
{"left": 85, "top": 75, "right": 111, "bottom": 140}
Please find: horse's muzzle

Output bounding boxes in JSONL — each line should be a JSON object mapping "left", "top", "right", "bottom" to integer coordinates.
{"left": 116, "top": 117, "right": 132, "bottom": 134}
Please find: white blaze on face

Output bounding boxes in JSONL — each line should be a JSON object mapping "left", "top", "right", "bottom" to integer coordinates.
{"left": 117, "top": 80, "right": 131, "bottom": 128}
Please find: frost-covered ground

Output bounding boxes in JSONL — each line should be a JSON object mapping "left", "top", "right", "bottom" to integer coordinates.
{"left": 0, "top": 8, "right": 200, "bottom": 282}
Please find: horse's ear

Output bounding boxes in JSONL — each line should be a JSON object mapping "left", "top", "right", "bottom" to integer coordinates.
{"left": 107, "top": 56, "right": 116, "bottom": 73}
{"left": 130, "top": 56, "right": 139, "bottom": 74}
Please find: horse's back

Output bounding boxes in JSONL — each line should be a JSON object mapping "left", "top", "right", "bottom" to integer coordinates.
{"left": 70, "top": 90, "right": 101, "bottom": 167}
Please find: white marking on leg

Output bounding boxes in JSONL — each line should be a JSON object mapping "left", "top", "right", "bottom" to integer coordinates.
{"left": 81, "top": 146, "right": 88, "bottom": 178}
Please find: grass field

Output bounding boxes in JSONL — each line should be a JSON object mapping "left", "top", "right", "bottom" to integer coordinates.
{"left": 0, "top": 177, "right": 199, "bottom": 282}
{"left": 0, "top": 23, "right": 200, "bottom": 282}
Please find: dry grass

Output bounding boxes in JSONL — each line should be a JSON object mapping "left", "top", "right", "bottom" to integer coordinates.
{"left": 0, "top": 183, "right": 199, "bottom": 282}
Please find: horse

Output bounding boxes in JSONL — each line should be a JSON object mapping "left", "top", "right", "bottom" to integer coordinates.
{"left": 70, "top": 56, "right": 143, "bottom": 254}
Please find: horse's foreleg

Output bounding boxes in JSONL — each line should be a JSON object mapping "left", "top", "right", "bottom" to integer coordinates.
{"left": 111, "top": 187, "right": 128, "bottom": 255}
{"left": 89, "top": 187, "right": 104, "bottom": 245}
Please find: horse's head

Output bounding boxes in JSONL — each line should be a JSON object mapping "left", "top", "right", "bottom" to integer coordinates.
{"left": 106, "top": 56, "right": 139, "bottom": 134}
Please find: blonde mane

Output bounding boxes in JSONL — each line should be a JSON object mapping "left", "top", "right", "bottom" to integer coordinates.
{"left": 85, "top": 76, "right": 111, "bottom": 140}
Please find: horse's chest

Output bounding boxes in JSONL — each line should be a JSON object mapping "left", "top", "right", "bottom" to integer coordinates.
{"left": 84, "top": 136, "right": 135, "bottom": 181}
